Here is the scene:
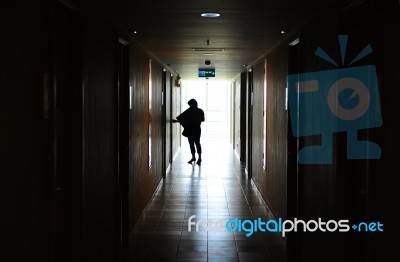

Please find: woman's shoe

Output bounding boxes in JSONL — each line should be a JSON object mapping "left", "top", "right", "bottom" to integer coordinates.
{"left": 188, "top": 158, "right": 196, "bottom": 164}
{"left": 196, "top": 159, "right": 202, "bottom": 165}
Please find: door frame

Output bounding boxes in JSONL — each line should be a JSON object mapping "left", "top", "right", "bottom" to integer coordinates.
{"left": 246, "top": 69, "right": 253, "bottom": 179}
{"left": 162, "top": 68, "right": 167, "bottom": 178}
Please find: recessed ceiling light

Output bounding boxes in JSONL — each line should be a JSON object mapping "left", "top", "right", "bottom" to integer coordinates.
{"left": 203, "top": 53, "right": 214, "bottom": 56}
{"left": 192, "top": 48, "right": 224, "bottom": 52}
{"left": 281, "top": 30, "right": 289, "bottom": 34}
{"left": 201, "top": 12, "right": 221, "bottom": 18}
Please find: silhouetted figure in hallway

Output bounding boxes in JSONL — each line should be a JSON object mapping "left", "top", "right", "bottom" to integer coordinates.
{"left": 172, "top": 99, "right": 205, "bottom": 165}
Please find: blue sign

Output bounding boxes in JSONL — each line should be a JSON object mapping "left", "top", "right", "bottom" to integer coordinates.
{"left": 198, "top": 68, "right": 215, "bottom": 77}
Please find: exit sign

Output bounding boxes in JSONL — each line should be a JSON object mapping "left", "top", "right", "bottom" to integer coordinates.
{"left": 198, "top": 68, "right": 215, "bottom": 77}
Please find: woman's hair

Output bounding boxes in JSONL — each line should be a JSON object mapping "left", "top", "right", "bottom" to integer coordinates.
{"left": 187, "top": 99, "right": 198, "bottom": 107}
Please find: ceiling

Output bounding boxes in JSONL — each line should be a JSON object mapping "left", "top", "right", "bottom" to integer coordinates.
{"left": 83, "top": 0, "right": 338, "bottom": 81}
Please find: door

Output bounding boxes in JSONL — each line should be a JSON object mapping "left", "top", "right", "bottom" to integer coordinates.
{"left": 240, "top": 72, "right": 247, "bottom": 162}
{"left": 116, "top": 40, "right": 130, "bottom": 254}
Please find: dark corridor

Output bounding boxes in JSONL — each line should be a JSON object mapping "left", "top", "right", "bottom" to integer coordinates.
{"left": 2, "top": 1, "right": 399, "bottom": 262}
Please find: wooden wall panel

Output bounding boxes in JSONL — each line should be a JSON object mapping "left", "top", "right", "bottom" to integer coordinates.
{"left": 149, "top": 61, "right": 163, "bottom": 179}
{"left": 265, "top": 47, "right": 289, "bottom": 220}
{"left": 128, "top": 44, "right": 176, "bottom": 231}
{"left": 129, "top": 43, "right": 152, "bottom": 229}
{"left": 249, "top": 55, "right": 289, "bottom": 221}
{"left": 250, "top": 62, "right": 266, "bottom": 192}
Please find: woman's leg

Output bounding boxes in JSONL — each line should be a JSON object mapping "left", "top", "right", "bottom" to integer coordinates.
{"left": 194, "top": 138, "right": 202, "bottom": 164}
{"left": 188, "top": 137, "right": 196, "bottom": 163}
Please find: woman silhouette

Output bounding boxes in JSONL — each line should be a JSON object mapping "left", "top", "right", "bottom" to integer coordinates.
{"left": 172, "top": 99, "right": 205, "bottom": 164}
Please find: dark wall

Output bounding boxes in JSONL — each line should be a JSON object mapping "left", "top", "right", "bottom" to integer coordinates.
{"left": 1, "top": 1, "right": 53, "bottom": 261}
{"left": 80, "top": 10, "right": 122, "bottom": 262}
{"left": 3, "top": 1, "right": 181, "bottom": 261}
{"left": 254, "top": 0, "right": 400, "bottom": 261}
{"left": 295, "top": 1, "right": 398, "bottom": 261}
{"left": 52, "top": 3, "right": 83, "bottom": 261}
{"left": 2, "top": 1, "right": 84, "bottom": 261}
{"left": 79, "top": 6, "right": 175, "bottom": 254}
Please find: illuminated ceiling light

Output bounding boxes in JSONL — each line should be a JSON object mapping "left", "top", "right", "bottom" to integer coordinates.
{"left": 201, "top": 12, "right": 221, "bottom": 18}
{"left": 192, "top": 48, "right": 225, "bottom": 52}
{"left": 289, "top": 38, "right": 300, "bottom": 46}
{"left": 281, "top": 30, "right": 289, "bottom": 34}
{"left": 203, "top": 53, "right": 214, "bottom": 56}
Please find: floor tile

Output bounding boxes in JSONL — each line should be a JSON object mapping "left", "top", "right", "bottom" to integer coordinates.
{"left": 129, "top": 138, "right": 286, "bottom": 261}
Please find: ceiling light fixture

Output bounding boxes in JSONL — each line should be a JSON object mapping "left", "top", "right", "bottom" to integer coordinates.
{"left": 192, "top": 48, "right": 225, "bottom": 52}
{"left": 203, "top": 53, "right": 214, "bottom": 56}
{"left": 129, "top": 29, "right": 138, "bottom": 35}
{"left": 201, "top": 12, "right": 221, "bottom": 18}
{"left": 289, "top": 38, "right": 300, "bottom": 46}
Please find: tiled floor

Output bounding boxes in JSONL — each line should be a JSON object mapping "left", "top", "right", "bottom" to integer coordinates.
{"left": 129, "top": 138, "right": 287, "bottom": 261}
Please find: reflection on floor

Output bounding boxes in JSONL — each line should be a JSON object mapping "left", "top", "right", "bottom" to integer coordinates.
{"left": 129, "top": 138, "right": 287, "bottom": 261}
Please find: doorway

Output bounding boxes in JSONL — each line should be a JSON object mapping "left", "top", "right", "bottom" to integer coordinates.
{"left": 181, "top": 80, "right": 231, "bottom": 139}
